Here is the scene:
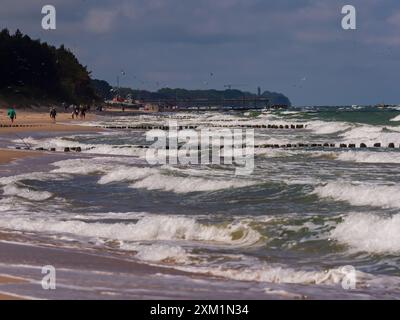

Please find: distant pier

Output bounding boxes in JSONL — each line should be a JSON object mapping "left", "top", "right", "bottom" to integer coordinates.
{"left": 106, "top": 97, "right": 272, "bottom": 111}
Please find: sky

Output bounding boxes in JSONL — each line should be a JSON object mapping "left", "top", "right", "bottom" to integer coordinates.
{"left": 1, "top": 0, "right": 400, "bottom": 106}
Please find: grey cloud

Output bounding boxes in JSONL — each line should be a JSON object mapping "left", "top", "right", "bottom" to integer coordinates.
{"left": 1, "top": 0, "right": 400, "bottom": 105}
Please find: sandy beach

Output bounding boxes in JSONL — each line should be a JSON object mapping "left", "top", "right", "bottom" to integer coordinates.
{"left": 0, "top": 108, "right": 100, "bottom": 165}
{"left": 0, "top": 108, "right": 99, "bottom": 134}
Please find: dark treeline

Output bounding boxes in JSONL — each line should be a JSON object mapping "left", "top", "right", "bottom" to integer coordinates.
{"left": 0, "top": 29, "right": 97, "bottom": 105}
{"left": 91, "top": 80, "right": 291, "bottom": 106}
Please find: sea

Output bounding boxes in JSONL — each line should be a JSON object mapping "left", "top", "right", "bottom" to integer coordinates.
{"left": 1, "top": 105, "right": 400, "bottom": 299}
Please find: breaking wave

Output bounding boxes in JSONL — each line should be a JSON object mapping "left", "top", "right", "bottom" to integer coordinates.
{"left": 0, "top": 215, "right": 262, "bottom": 247}
{"left": 176, "top": 264, "right": 368, "bottom": 286}
{"left": 313, "top": 182, "right": 400, "bottom": 208}
{"left": 331, "top": 213, "right": 400, "bottom": 254}
{"left": 340, "top": 125, "right": 400, "bottom": 146}
{"left": 336, "top": 151, "right": 400, "bottom": 164}
{"left": 307, "top": 120, "right": 352, "bottom": 135}
{"left": 52, "top": 158, "right": 256, "bottom": 194}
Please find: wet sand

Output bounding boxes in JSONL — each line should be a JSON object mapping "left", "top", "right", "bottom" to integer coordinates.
{"left": 0, "top": 149, "right": 42, "bottom": 165}
{"left": 0, "top": 238, "right": 379, "bottom": 300}
{"left": 0, "top": 239, "right": 273, "bottom": 300}
{"left": 0, "top": 276, "right": 27, "bottom": 300}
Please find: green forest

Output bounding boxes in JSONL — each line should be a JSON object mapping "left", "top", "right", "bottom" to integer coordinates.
{"left": 0, "top": 29, "right": 97, "bottom": 105}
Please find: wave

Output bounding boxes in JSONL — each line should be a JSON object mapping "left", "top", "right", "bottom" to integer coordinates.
{"left": 336, "top": 151, "right": 400, "bottom": 164}
{"left": 313, "top": 182, "right": 400, "bottom": 208}
{"left": 23, "top": 136, "right": 148, "bottom": 158}
{"left": 307, "top": 120, "right": 352, "bottom": 135}
{"left": 2, "top": 184, "right": 52, "bottom": 201}
{"left": 176, "top": 264, "right": 368, "bottom": 286}
{"left": 0, "top": 215, "right": 262, "bottom": 247}
{"left": 129, "top": 173, "right": 253, "bottom": 193}
{"left": 121, "top": 243, "right": 189, "bottom": 263}
{"left": 52, "top": 158, "right": 256, "bottom": 194}
{"left": 51, "top": 157, "right": 140, "bottom": 175}
{"left": 0, "top": 172, "right": 68, "bottom": 202}
{"left": 331, "top": 213, "right": 400, "bottom": 254}
{"left": 390, "top": 114, "right": 400, "bottom": 122}
{"left": 340, "top": 125, "right": 400, "bottom": 145}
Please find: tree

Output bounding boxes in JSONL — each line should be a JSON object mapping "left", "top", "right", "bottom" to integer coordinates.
{"left": 0, "top": 28, "right": 98, "bottom": 104}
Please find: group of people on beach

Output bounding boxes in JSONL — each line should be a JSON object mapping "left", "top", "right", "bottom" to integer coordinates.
{"left": 51, "top": 104, "right": 89, "bottom": 122}
{"left": 2, "top": 104, "right": 90, "bottom": 125}
{"left": 70, "top": 105, "right": 87, "bottom": 120}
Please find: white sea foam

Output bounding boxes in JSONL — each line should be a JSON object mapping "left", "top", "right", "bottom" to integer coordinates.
{"left": 0, "top": 197, "right": 31, "bottom": 212}
{"left": 18, "top": 136, "right": 82, "bottom": 149}
{"left": 16, "top": 136, "right": 147, "bottom": 157}
{"left": 340, "top": 125, "right": 400, "bottom": 146}
{"left": 176, "top": 264, "right": 368, "bottom": 286}
{"left": 314, "top": 182, "right": 400, "bottom": 208}
{"left": 130, "top": 173, "right": 253, "bottom": 193}
{"left": 331, "top": 213, "right": 400, "bottom": 253}
{"left": 307, "top": 120, "right": 351, "bottom": 135}
{"left": 51, "top": 158, "right": 256, "bottom": 193}
{"left": 2, "top": 184, "right": 52, "bottom": 201}
{"left": 390, "top": 114, "right": 400, "bottom": 122}
{"left": 0, "top": 215, "right": 262, "bottom": 246}
{"left": 279, "top": 111, "right": 300, "bottom": 115}
{"left": 98, "top": 167, "right": 157, "bottom": 184}
{"left": 256, "top": 137, "right": 291, "bottom": 146}
{"left": 0, "top": 172, "right": 68, "bottom": 185}
{"left": 336, "top": 151, "right": 400, "bottom": 164}
{"left": 0, "top": 172, "right": 66, "bottom": 202}
{"left": 122, "top": 243, "right": 189, "bottom": 263}
{"left": 51, "top": 157, "right": 138, "bottom": 175}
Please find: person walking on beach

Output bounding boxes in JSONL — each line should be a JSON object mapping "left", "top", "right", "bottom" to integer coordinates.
{"left": 73, "top": 105, "right": 79, "bottom": 119}
{"left": 50, "top": 107, "right": 57, "bottom": 123}
{"left": 7, "top": 107, "right": 16, "bottom": 123}
{"left": 80, "top": 105, "right": 86, "bottom": 119}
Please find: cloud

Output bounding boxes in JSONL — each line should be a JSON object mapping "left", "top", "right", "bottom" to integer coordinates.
{"left": 1, "top": 0, "right": 400, "bottom": 105}
{"left": 84, "top": 3, "right": 136, "bottom": 34}
{"left": 85, "top": 8, "right": 119, "bottom": 33}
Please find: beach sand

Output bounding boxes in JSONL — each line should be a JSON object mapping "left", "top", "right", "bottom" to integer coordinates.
{"left": 0, "top": 109, "right": 100, "bottom": 134}
{"left": 0, "top": 276, "right": 27, "bottom": 300}
{"left": 0, "top": 239, "right": 273, "bottom": 300}
{"left": 0, "top": 149, "right": 42, "bottom": 165}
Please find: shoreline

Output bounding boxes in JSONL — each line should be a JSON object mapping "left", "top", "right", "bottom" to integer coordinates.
{"left": 0, "top": 109, "right": 100, "bottom": 134}
{"left": 0, "top": 275, "right": 28, "bottom": 300}
{"left": 0, "top": 149, "right": 42, "bottom": 165}
{"left": 0, "top": 109, "right": 102, "bottom": 165}
{"left": 0, "top": 238, "right": 273, "bottom": 300}
{"left": 0, "top": 236, "right": 387, "bottom": 300}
